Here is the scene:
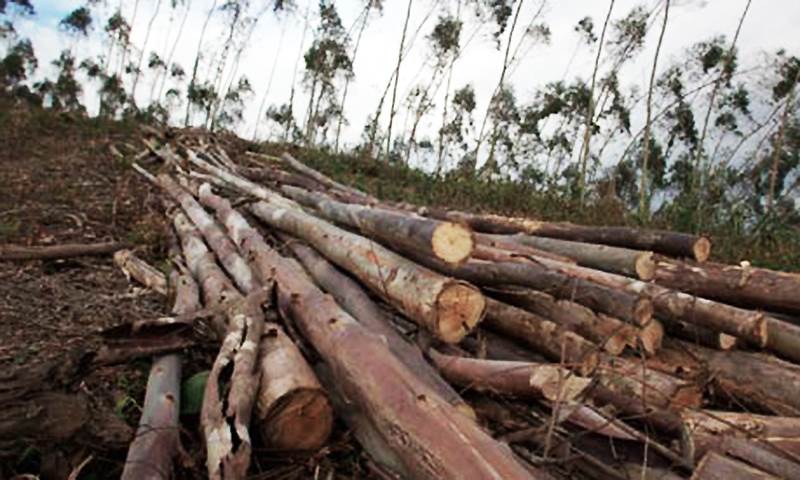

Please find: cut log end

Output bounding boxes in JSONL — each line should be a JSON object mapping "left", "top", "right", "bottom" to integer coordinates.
{"left": 436, "top": 282, "right": 486, "bottom": 343}
{"left": 635, "top": 252, "right": 656, "bottom": 281}
{"left": 639, "top": 319, "right": 664, "bottom": 356}
{"left": 694, "top": 237, "right": 712, "bottom": 263}
{"left": 431, "top": 222, "right": 474, "bottom": 264}
{"left": 534, "top": 366, "right": 593, "bottom": 403}
{"left": 259, "top": 388, "right": 334, "bottom": 451}
{"left": 634, "top": 298, "right": 655, "bottom": 326}
{"left": 719, "top": 334, "right": 738, "bottom": 350}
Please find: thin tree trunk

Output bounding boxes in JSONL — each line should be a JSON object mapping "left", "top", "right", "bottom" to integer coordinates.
{"left": 131, "top": 0, "right": 163, "bottom": 104}
{"left": 639, "top": 0, "right": 670, "bottom": 220}
{"left": 691, "top": 0, "right": 752, "bottom": 200}
{"left": 385, "top": 0, "right": 414, "bottom": 159}
{"left": 334, "top": 3, "right": 372, "bottom": 152}
{"left": 577, "top": 0, "right": 615, "bottom": 204}
{"left": 252, "top": 20, "right": 287, "bottom": 141}
{"left": 0, "top": 241, "right": 127, "bottom": 261}
{"left": 767, "top": 68, "right": 799, "bottom": 211}
{"left": 159, "top": 1, "right": 192, "bottom": 103}
{"left": 285, "top": 0, "right": 313, "bottom": 142}
{"left": 184, "top": 0, "right": 218, "bottom": 126}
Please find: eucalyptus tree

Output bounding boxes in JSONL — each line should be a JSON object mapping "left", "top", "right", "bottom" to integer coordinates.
{"left": 157, "top": 0, "right": 190, "bottom": 103}
{"left": 437, "top": 83, "right": 477, "bottom": 174}
{"left": 301, "top": 0, "right": 352, "bottom": 145}
{"left": 184, "top": 0, "right": 219, "bottom": 126}
{"left": 0, "top": 0, "right": 34, "bottom": 16}
{"left": 130, "top": 0, "right": 164, "bottom": 103}
{"left": 765, "top": 54, "right": 800, "bottom": 212}
{"left": 384, "top": 0, "right": 413, "bottom": 158}
{"left": 0, "top": 37, "right": 36, "bottom": 91}
{"left": 59, "top": 6, "right": 93, "bottom": 37}
{"left": 35, "top": 50, "right": 84, "bottom": 112}
{"left": 203, "top": 0, "right": 247, "bottom": 128}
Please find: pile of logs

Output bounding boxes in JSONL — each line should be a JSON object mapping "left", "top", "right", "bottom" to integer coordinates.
{"left": 117, "top": 131, "right": 800, "bottom": 480}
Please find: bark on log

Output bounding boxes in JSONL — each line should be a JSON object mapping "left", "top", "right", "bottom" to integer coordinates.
{"left": 280, "top": 185, "right": 475, "bottom": 264}
{"left": 461, "top": 330, "right": 548, "bottom": 363}
{"left": 487, "top": 286, "right": 653, "bottom": 356}
{"left": 653, "top": 257, "right": 800, "bottom": 315}
{"left": 279, "top": 152, "right": 375, "bottom": 203}
{"left": 424, "top": 209, "right": 711, "bottom": 261}
{"left": 114, "top": 249, "right": 169, "bottom": 296}
{"left": 661, "top": 319, "right": 739, "bottom": 350}
{"left": 472, "top": 235, "right": 576, "bottom": 264}
{"left": 284, "top": 239, "right": 473, "bottom": 417}
{"left": 481, "top": 233, "right": 656, "bottom": 280}
{"left": 240, "top": 165, "right": 323, "bottom": 193}
{"left": 0, "top": 241, "right": 127, "bottom": 261}
{"left": 484, "top": 297, "right": 600, "bottom": 375}
{"left": 205, "top": 206, "right": 543, "bottom": 479}
{"left": 529, "top": 256, "right": 769, "bottom": 348}
{"left": 414, "top": 256, "right": 652, "bottom": 327}
{"left": 247, "top": 200, "right": 485, "bottom": 343}
{"left": 687, "top": 435, "right": 800, "bottom": 480}
{"left": 428, "top": 350, "right": 592, "bottom": 403}
{"left": 195, "top": 185, "right": 333, "bottom": 450}
{"left": 173, "top": 213, "right": 264, "bottom": 479}
{"left": 690, "top": 452, "right": 778, "bottom": 480}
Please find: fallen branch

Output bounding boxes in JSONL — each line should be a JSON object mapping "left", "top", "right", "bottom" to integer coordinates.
{"left": 1, "top": 241, "right": 127, "bottom": 261}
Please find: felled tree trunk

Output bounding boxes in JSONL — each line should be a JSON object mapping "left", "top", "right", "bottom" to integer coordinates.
{"left": 531, "top": 256, "right": 769, "bottom": 348}
{"left": 424, "top": 209, "right": 711, "bottom": 261}
{"left": 239, "top": 165, "right": 323, "bottom": 193}
{"left": 280, "top": 185, "right": 475, "bottom": 264}
{"left": 488, "top": 286, "right": 656, "bottom": 356}
{"left": 279, "top": 152, "right": 375, "bottom": 203}
{"left": 0, "top": 241, "right": 128, "bottom": 261}
{"left": 483, "top": 297, "right": 600, "bottom": 375}
{"left": 428, "top": 350, "right": 592, "bottom": 403}
{"left": 284, "top": 239, "right": 473, "bottom": 417}
{"left": 121, "top": 235, "right": 197, "bottom": 480}
{"left": 247, "top": 200, "right": 485, "bottom": 343}
{"left": 653, "top": 257, "right": 800, "bottom": 315}
{"left": 194, "top": 186, "right": 333, "bottom": 451}
{"left": 414, "top": 256, "right": 653, "bottom": 327}
{"left": 481, "top": 233, "right": 656, "bottom": 280}
{"left": 691, "top": 451, "right": 778, "bottom": 480}
{"left": 200, "top": 199, "right": 543, "bottom": 479}
{"left": 687, "top": 436, "right": 800, "bottom": 479}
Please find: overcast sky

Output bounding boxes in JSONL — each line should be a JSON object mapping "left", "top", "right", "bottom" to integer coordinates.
{"left": 9, "top": 0, "right": 800, "bottom": 169}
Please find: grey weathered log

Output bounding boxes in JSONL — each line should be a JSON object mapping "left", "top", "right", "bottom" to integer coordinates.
{"left": 114, "top": 249, "right": 169, "bottom": 296}
{"left": 279, "top": 152, "right": 375, "bottom": 202}
{"left": 280, "top": 184, "right": 475, "bottom": 264}
{"left": 284, "top": 238, "right": 473, "bottom": 417}
{"left": 480, "top": 233, "right": 656, "bottom": 280}
{"left": 690, "top": 451, "right": 778, "bottom": 480}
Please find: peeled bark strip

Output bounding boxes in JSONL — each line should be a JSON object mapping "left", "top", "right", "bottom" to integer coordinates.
{"left": 531, "top": 256, "right": 769, "bottom": 348}
{"left": 114, "top": 249, "right": 169, "bottom": 296}
{"left": 196, "top": 185, "right": 333, "bottom": 450}
{"left": 488, "top": 286, "right": 645, "bottom": 356}
{"left": 204, "top": 208, "right": 540, "bottom": 479}
{"left": 425, "top": 209, "right": 711, "bottom": 261}
{"left": 281, "top": 185, "right": 475, "bottom": 264}
{"left": 483, "top": 233, "right": 656, "bottom": 280}
{"left": 691, "top": 452, "right": 778, "bottom": 480}
{"left": 157, "top": 173, "right": 257, "bottom": 294}
{"left": 0, "top": 241, "right": 127, "bottom": 261}
{"left": 414, "top": 256, "right": 652, "bottom": 327}
{"left": 248, "top": 200, "right": 485, "bottom": 343}
{"left": 285, "top": 239, "right": 472, "bottom": 416}
{"left": 484, "top": 297, "right": 600, "bottom": 375}
{"left": 428, "top": 350, "right": 592, "bottom": 403}
{"left": 653, "top": 257, "right": 800, "bottom": 315}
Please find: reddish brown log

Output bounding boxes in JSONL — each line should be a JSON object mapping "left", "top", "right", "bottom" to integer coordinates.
{"left": 280, "top": 185, "right": 475, "bottom": 264}
{"left": 691, "top": 452, "right": 778, "bottom": 480}
{"left": 247, "top": 200, "right": 485, "bottom": 343}
{"left": 481, "top": 233, "right": 657, "bottom": 280}
{"left": 428, "top": 350, "right": 593, "bottom": 403}
{"left": 529, "top": 256, "right": 769, "bottom": 348}
{"left": 0, "top": 241, "right": 127, "bottom": 261}
{"left": 206, "top": 208, "right": 543, "bottom": 479}
{"left": 425, "top": 209, "right": 711, "bottom": 261}
{"left": 283, "top": 239, "right": 473, "bottom": 417}
{"left": 488, "top": 286, "right": 651, "bottom": 356}
{"left": 484, "top": 297, "right": 600, "bottom": 375}
{"left": 413, "top": 255, "right": 652, "bottom": 327}
{"left": 239, "top": 165, "right": 323, "bottom": 192}
{"left": 687, "top": 435, "right": 800, "bottom": 480}
{"left": 653, "top": 257, "right": 800, "bottom": 315}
